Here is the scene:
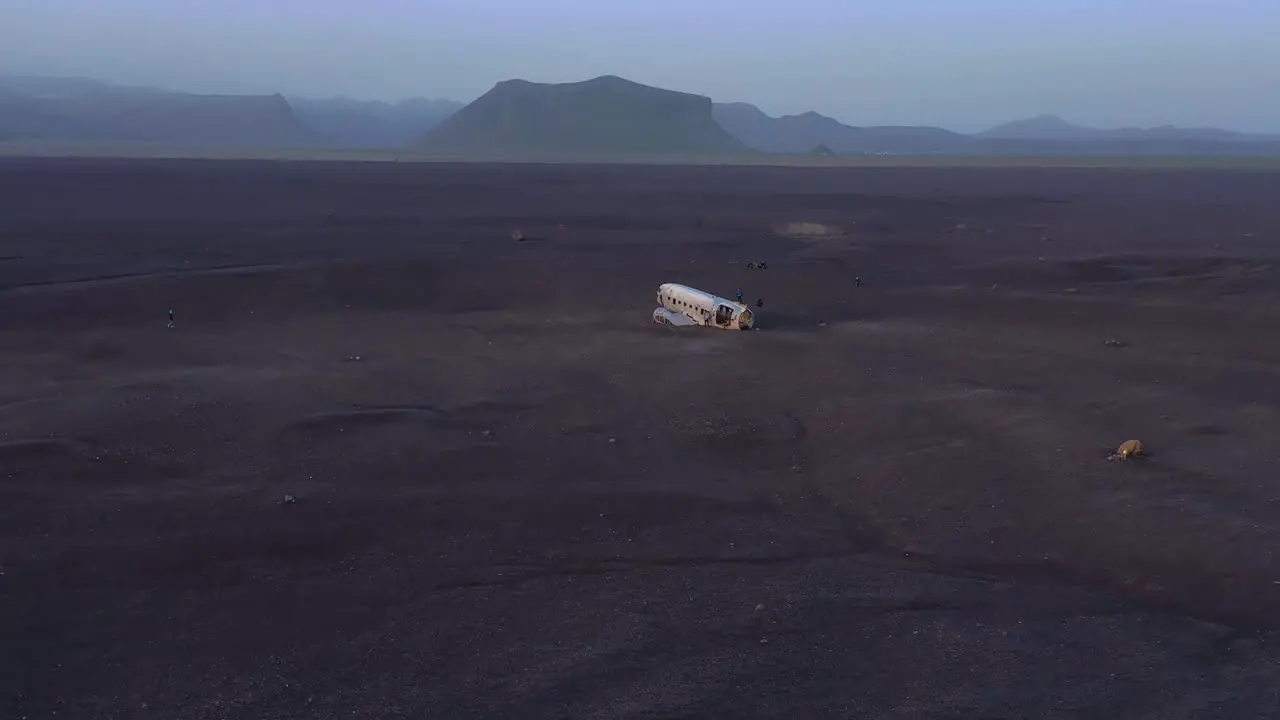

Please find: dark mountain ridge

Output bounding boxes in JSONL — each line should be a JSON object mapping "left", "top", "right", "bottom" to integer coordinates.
{"left": 417, "top": 75, "right": 747, "bottom": 157}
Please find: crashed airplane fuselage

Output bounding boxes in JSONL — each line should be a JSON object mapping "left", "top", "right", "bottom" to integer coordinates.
{"left": 653, "top": 283, "right": 755, "bottom": 330}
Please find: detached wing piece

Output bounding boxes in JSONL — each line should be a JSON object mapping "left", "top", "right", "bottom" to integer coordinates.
{"left": 653, "top": 307, "right": 700, "bottom": 326}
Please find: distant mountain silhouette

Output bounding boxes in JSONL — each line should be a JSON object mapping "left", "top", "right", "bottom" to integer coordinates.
{"left": 288, "top": 96, "right": 463, "bottom": 149}
{"left": 980, "top": 114, "right": 1280, "bottom": 144}
{"left": 976, "top": 114, "right": 1096, "bottom": 141}
{"left": 417, "top": 76, "right": 747, "bottom": 157}
{"left": 713, "top": 103, "right": 973, "bottom": 155}
{"left": 0, "top": 76, "right": 314, "bottom": 146}
{"left": 711, "top": 104, "right": 1280, "bottom": 156}
{"left": 4, "top": 73, "right": 1280, "bottom": 157}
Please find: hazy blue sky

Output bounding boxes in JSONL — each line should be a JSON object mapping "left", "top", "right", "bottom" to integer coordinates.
{"left": 5, "top": 0, "right": 1279, "bottom": 132}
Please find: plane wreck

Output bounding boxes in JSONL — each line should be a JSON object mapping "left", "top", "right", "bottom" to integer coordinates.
{"left": 653, "top": 283, "right": 756, "bottom": 330}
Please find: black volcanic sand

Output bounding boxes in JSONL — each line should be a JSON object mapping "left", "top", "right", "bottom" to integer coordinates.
{"left": 4, "top": 158, "right": 1280, "bottom": 719}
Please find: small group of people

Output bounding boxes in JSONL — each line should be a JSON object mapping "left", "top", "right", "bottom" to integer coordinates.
{"left": 731, "top": 265, "right": 860, "bottom": 316}
{"left": 735, "top": 289, "right": 765, "bottom": 309}
{"left": 736, "top": 259, "right": 770, "bottom": 308}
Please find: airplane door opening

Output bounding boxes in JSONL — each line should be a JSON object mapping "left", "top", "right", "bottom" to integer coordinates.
{"left": 715, "top": 305, "right": 733, "bottom": 326}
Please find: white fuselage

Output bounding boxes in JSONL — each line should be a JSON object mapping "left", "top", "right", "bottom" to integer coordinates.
{"left": 655, "top": 283, "right": 755, "bottom": 330}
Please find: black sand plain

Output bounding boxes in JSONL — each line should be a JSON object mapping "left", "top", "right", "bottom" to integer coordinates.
{"left": 3, "top": 157, "right": 1280, "bottom": 718}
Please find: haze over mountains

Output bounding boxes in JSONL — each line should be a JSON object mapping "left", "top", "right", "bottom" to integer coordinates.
{"left": 978, "top": 113, "right": 1280, "bottom": 144}
{"left": 0, "top": 76, "right": 461, "bottom": 150}
{"left": 0, "top": 76, "right": 314, "bottom": 147}
{"left": 3, "top": 74, "right": 1280, "bottom": 158}
{"left": 286, "top": 96, "right": 464, "bottom": 149}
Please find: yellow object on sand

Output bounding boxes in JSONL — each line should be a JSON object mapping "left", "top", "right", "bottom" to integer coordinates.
{"left": 1111, "top": 439, "right": 1143, "bottom": 460}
